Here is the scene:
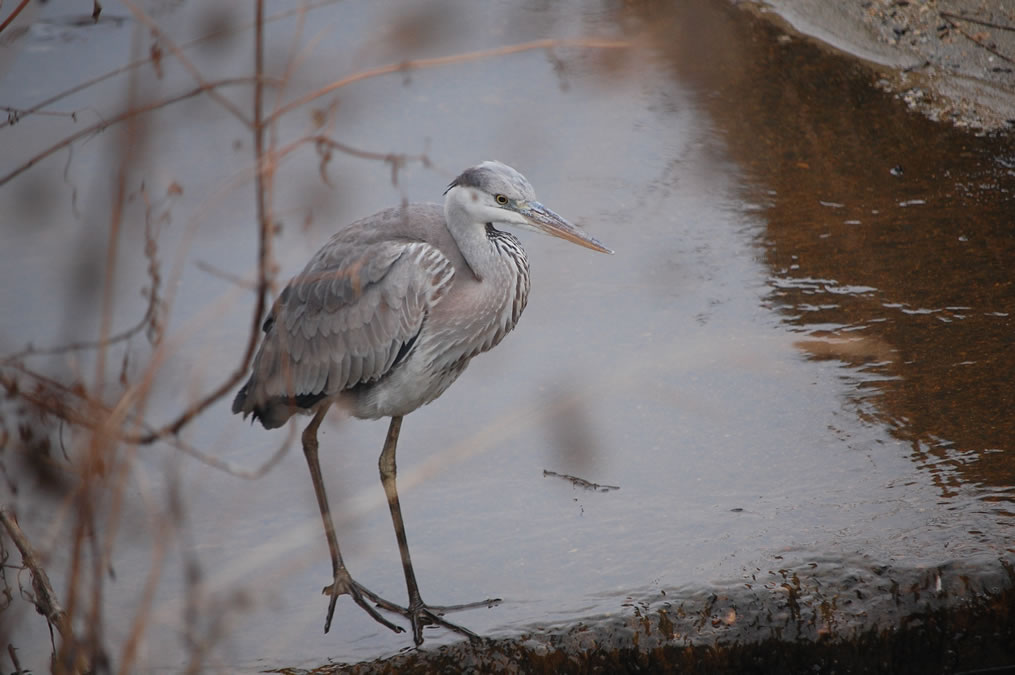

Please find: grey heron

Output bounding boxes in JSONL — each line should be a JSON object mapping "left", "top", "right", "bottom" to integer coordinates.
{"left": 232, "top": 160, "right": 611, "bottom": 644}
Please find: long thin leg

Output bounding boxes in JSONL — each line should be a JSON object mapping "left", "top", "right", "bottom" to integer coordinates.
{"left": 379, "top": 416, "right": 499, "bottom": 646}
{"left": 301, "top": 404, "right": 404, "bottom": 635}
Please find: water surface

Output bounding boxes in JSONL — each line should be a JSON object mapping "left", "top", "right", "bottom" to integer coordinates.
{"left": 1, "top": 1, "right": 1012, "bottom": 672}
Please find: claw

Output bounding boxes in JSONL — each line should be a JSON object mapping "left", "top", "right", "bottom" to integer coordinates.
{"left": 403, "top": 597, "right": 500, "bottom": 646}
{"left": 320, "top": 569, "right": 406, "bottom": 635}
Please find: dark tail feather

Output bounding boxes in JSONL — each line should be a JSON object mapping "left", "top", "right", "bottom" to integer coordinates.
{"left": 232, "top": 379, "right": 302, "bottom": 430}
{"left": 232, "top": 382, "right": 251, "bottom": 415}
{"left": 231, "top": 380, "right": 266, "bottom": 426}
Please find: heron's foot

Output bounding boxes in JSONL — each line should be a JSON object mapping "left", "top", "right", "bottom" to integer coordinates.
{"left": 320, "top": 569, "right": 407, "bottom": 635}
{"left": 403, "top": 596, "right": 502, "bottom": 646}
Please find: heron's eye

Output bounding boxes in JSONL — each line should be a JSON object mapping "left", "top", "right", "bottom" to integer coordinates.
{"left": 494, "top": 194, "right": 509, "bottom": 205}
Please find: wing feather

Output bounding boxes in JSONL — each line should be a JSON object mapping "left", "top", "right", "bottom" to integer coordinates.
{"left": 244, "top": 239, "right": 455, "bottom": 409}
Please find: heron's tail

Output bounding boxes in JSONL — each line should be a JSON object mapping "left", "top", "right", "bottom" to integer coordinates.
{"left": 231, "top": 381, "right": 251, "bottom": 416}
{"left": 232, "top": 379, "right": 293, "bottom": 430}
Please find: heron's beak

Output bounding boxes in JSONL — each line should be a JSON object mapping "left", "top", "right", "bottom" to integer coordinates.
{"left": 521, "top": 201, "right": 613, "bottom": 254}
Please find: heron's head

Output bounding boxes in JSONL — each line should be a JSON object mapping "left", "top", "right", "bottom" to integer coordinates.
{"left": 444, "top": 160, "right": 612, "bottom": 254}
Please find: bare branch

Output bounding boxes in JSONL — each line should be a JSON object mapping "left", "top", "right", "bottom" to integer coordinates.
{"left": 265, "top": 38, "right": 630, "bottom": 125}
{"left": 169, "top": 423, "right": 296, "bottom": 481}
{"left": 939, "top": 11, "right": 1015, "bottom": 33}
{"left": 264, "top": 132, "right": 431, "bottom": 188}
{"left": 0, "top": 0, "right": 345, "bottom": 131}
{"left": 0, "top": 78, "right": 260, "bottom": 188}
{"left": 542, "top": 469, "right": 620, "bottom": 492}
{"left": 127, "top": 0, "right": 279, "bottom": 446}
{"left": 940, "top": 11, "right": 1015, "bottom": 65}
{"left": 2, "top": 305, "right": 154, "bottom": 364}
{"left": 0, "top": 507, "right": 71, "bottom": 642}
{"left": 312, "top": 135, "right": 429, "bottom": 167}
{"left": 6, "top": 644, "right": 23, "bottom": 675}
{"left": 120, "top": 0, "right": 252, "bottom": 128}
{"left": 195, "top": 260, "right": 258, "bottom": 290}
{"left": 0, "top": 0, "right": 30, "bottom": 35}
{"left": 117, "top": 514, "right": 170, "bottom": 674}
{"left": 2, "top": 184, "right": 171, "bottom": 363}
{"left": 0, "top": 365, "right": 294, "bottom": 480}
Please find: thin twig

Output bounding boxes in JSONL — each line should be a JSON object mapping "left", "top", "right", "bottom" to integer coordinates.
{"left": 312, "top": 136, "right": 429, "bottom": 165}
{"left": 116, "top": 513, "right": 171, "bottom": 674}
{"left": 0, "top": 366, "right": 295, "bottom": 480}
{"left": 73, "top": 31, "right": 152, "bottom": 663}
{"left": 134, "top": 0, "right": 281, "bottom": 450}
{"left": 0, "top": 0, "right": 344, "bottom": 131}
{"left": 1, "top": 305, "right": 154, "bottom": 363}
{"left": 265, "top": 38, "right": 630, "bottom": 125}
{"left": 0, "top": 105, "right": 77, "bottom": 120}
{"left": 0, "top": 0, "right": 30, "bottom": 35}
{"left": 940, "top": 11, "right": 1015, "bottom": 33}
{"left": 7, "top": 644, "right": 23, "bottom": 675}
{"left": 0, "top": 78, "right": 259, "bottom": 188}
{"left": 0, "top": 508, "right": 71, "bottom": 641}
{"left": 195, "top": 260, "right": 258, "bottom": 290}
{"left": 120, "top": 0, "right": 252, "bottom": 128}
{"left": 1, "top": 183, "right": 168, "bottom": 361}
{"left": 940, "top": 11, "right": 1015, "bottom": 66}
{"left": 171, "top": 424, "right": 296, "bottom": 480}
{"left": 270, "top": 133, "right": 431, "bottom": 188}
{"left": 129, "top": 0, "right": 277, "bottom": 446}
{"left": 542, "top": 469, "right": 620, "bottom": 492}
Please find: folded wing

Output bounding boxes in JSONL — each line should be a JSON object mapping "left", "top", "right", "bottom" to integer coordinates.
{"left": 233, "top": 236, "right": 454, "bottom": 428}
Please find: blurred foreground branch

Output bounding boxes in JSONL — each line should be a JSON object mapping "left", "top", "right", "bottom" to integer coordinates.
{"left": 267, "top": 37, "right": 628, "bottom": 124}
{"left": 0, "top": 508, "right": 68, "bottom": 641}
{"left": 0, "top": 506, "right": 99, "bottom": 675}
{"left": 0, "top": 78, "right": 261, "bottom": 188}
{"left": 0, "top": 0, "right": 31, "bottom": 35}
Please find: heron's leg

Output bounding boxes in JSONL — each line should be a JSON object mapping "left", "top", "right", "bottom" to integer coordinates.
{"left": 301, "top": 405, "right": 404, "bottom": 635}
{"left": 378, "top": 416, "right": 499, "bottom": 646}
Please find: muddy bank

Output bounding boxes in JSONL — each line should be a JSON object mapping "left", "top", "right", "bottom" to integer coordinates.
{"left": 281, "top": 556, "right": 1015, "bottom": 674}
{"left": 741, "top": 0, "right": 1015, "bottom": 132}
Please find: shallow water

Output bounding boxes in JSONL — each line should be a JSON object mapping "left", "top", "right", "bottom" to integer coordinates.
{"left": 1, "top": 1, "right": 1012, "bottom": 672}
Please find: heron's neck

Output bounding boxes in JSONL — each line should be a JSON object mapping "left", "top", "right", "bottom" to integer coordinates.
{"left": 444, "top": 202, "right": 494, "bottom": 282}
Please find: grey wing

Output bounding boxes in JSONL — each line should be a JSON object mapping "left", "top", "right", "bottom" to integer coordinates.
{"left": 234, "top": 238, "right": 454, "bottom": 426}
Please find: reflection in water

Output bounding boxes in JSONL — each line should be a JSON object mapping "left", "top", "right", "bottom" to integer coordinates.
{"left": 632, "top": 0, "right": 1015, "bottom": 502}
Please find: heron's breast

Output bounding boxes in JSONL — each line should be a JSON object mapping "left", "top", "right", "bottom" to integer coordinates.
{"left": 349, "top": 346, "right": 469, "bottom": 419}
